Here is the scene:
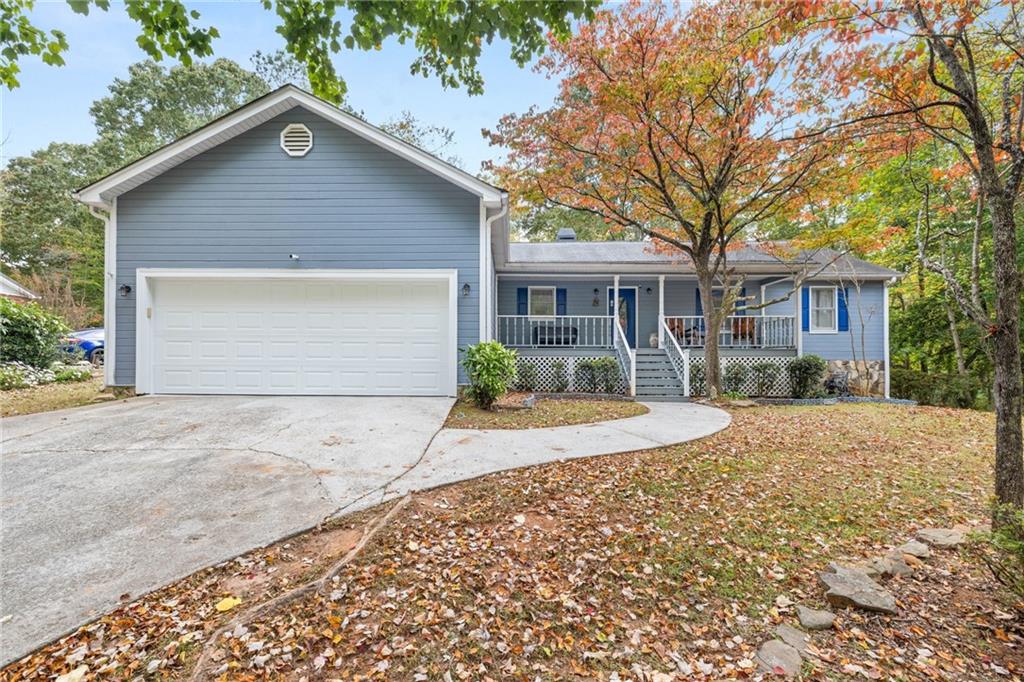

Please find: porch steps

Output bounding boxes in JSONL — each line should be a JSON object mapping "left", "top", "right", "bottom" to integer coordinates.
{"left": 634, "top": 348, "right": 687, "bottom": 400}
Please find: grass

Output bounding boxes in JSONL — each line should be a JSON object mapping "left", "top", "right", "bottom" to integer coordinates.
{"left": 444, "top": 396, "right": 649, "bottom": 429}
{"left": 0, "top": 374, "right": 109, "bottom": 417}
{"left": 6, "top": 404, "right": 1020, "bottom": 681}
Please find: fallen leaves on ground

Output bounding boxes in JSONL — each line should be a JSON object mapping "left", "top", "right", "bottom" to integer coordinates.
{"left": 444, "top": 396, "right": 648, "bottom": 430}
{"left": 3, "top": 404, "right": 1021, "bottom": 681}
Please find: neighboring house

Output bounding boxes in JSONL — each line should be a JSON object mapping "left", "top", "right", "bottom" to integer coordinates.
{"left": 75, "top": 85, "right": 900, "bottom": 400}
{"left": 0, "top": 274, "right": 38, "bottom": 303}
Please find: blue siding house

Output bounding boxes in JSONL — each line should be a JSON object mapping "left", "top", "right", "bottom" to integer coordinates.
{"left": 76, "top": 85, "right": 899, "bottom": 400}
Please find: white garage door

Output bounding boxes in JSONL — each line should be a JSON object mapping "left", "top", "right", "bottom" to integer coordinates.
{"left": 147, "top": 275, "right": 452, "bottom": 395}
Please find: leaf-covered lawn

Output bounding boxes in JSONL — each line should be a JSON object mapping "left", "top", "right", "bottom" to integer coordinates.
{"left": 444, "top": 397, "right": 648, "bottom": 429}
{"left": 0, "top": 375, "right": 108, "bottom": 418}
{"left": 5, "top": 405, "right": 1021, "bottom": 681}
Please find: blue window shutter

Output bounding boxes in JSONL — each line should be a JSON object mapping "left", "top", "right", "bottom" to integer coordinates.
{"left": 695, "top": 288, "right": 703, "bottom": 316}
{"left": 517, "top": 287, "right": 528, "bottom": 315}
{"left": 556, "top": 288, "right": 567, "bottom": 315}
{"left": 801, "top": 287, "right": 810, "bottom": 332}
{"left": 736, "top": 287, "right": 746, "bottom": 316}
{"left": 838, "top": 287, "right": 850, "bottom": 331}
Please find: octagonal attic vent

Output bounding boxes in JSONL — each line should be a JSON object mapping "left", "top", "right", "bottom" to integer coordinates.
{"left": 280, "top": 123, "right": 313, "bottom": 157}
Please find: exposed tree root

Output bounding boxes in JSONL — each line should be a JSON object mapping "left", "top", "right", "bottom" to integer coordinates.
{"left": 187, "top": 494, "right": 412, "bottom": 681}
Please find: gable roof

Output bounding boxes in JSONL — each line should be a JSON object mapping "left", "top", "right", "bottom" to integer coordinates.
{"left": 502, "top": 240, "right": 902, "bottom": 279}
{"left": 0, "top": 273, "right": 38, "bottom": 299}
{"left": 74, "top": 84, "right": 505, "bottom": 209}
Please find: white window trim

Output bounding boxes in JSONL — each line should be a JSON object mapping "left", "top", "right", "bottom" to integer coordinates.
{"left": 808, "top": 285, "right": 838, "bottom": 334}
{"left": 527, "top": 286, "right": 557, "bottom": 318}
{"left": 134, "top": 268, "right": 458, "bottom": 397}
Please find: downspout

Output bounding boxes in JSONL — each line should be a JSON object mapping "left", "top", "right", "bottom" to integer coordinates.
{"left": 883, "top": 276, "right": 896, "bottom": 399}
{"left": 483, "top": 196, "right": 509, "bottom": 341}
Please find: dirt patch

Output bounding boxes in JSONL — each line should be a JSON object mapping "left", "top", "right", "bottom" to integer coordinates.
{"left": 444, "top": 396, "right": 648, "bottom": 429}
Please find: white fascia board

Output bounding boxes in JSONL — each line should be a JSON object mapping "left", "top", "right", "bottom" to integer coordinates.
{"left": 75, "top": 85, "right": 503, "bottom": 209}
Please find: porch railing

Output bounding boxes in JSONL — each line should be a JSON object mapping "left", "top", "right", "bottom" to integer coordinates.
{"left": 613, "top": 318, "right": 636, "bottom": 397}
{"left": 661, "top": 319, "right": 691, "bottom": 397}
{"left": 663, "top": 315, "right": 795, "bottom": 349}
{"left": 496, "top": 315, "right": 614, "bottom": 348}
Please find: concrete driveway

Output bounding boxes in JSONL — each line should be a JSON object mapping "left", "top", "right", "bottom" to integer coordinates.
{"left": 0, "top": 396, "right": 730, "bottom": 665}
{"left": 0, "top": 395, "right": 453, "bottom": 665}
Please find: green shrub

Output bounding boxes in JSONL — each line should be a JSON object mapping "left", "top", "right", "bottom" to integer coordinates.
{"left": 517, "top": 361, "right": 537, "bottom": 392}
{"left": 0, "top": 364, "right": 28, "bottom": 390}
{"left": 690, "top": 363, "right": 706, "bottom": 397}
{"left": 750, "top": 361, "right": 781, "bottom": 396}
{"left": 552, "top": 360, "right": 569, "bottom": 392}
{"left": 593, "top": 356, "right": 621, "bottom": 393}
{"left": 891, "top": 368, "right": 985, "bottom": 409}
{"left": 574, "top": 359, "right": 598, "bottom": 392}
{"left": 54, "top": 363, "right": 93, "bottom": 383}
{"left": 969, "top": 505, "right": 1024, "bottom": 605}
{"left": 788, "top": 355, "right": 827, "bottom": 398}
{"left": 461, "top": 341, "right": 518, "bottom": 410}
{"left": 723, "top": 363, "right": 749, "bottom": 395}
{"left": 0, "top": 298, "right": 69, "bottom": 368}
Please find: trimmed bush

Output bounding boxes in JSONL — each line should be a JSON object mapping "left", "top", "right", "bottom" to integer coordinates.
{"left": 890, "top": 368, "right": 985, "bottom": 409}
{"left": 788, "top": 355, "right": 827, "bottom": 398}
{"left": 593, "top": 356, "right": 621, "bottom": 393}
{"left": 723, "top": 363, "right": 749, "bottom": 394}
{"left": 0, "top": 298, "right": 69, "bottom": 368}
{"left": 517, "top": 361, "right": 538, "bottom": 391}
{"left": 690, "top": 363, "right": 706, "bottom": 397}
{"left": 750, "top": 361, "right": 780, "bottom": 396}
{"left": 574, "top": 359, "right": 598, "bottom": 393}
{"left": 552, "top": 360, "right": 569, "bottom": 392}
{"left": 461, "top": 341, "right": 518, "bottom": 410}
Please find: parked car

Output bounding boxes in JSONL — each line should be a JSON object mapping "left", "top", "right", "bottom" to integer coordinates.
{"left": 63, "top": 328, "right": 104, "bottom": 365}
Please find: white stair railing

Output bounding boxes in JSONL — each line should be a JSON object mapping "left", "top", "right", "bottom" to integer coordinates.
{"left": 661, "top": 319, "right": 691, "bottom": 397}
{"left": 613, "top": 319, "right": 636, "bottom": 397}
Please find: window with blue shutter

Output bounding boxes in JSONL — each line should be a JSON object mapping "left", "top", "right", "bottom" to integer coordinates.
{"left": 801, "top": 287, "right": 810, "bottom": 332}
{"left": 516, "top": 287, "right": 527, "bottom": 315}
{"left": 695, "top": 287, "right": 703, "bottom": 316}
{"left": 556, "top": 288, "right": 567, "bottom": 315}
{"left": 736, "top": 287, "right": 747, "bottom": 316}
{"left": 838, "top": 287, "right": 850, "bottom": 332}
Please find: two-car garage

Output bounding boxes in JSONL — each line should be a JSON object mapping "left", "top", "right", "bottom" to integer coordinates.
{"left": 135, "top": 270, "right": 457, "bottom": 396}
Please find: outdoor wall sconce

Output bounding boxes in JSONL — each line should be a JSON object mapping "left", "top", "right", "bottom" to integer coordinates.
{"left": 118, "top": 284, "right": 132, "bottom": 297}
{"left": 462, "top": 283, "right": 471, "bottom": 297}
{"left": 646, "top": 287, "right": 653, "bottom": 295}
{"left": 592, "top": 288, "right": 600, "bottom": 306}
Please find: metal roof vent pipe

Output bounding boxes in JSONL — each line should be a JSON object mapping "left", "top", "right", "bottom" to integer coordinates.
{"left": 556, "top": 228, "right": 577, "bottom": 241}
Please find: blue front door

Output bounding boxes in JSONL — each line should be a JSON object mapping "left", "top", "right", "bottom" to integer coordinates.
{"left": 608, "top": 288, "right": 638, "bottom": 348}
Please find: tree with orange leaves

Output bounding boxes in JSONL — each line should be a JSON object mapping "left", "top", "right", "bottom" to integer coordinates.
{"left": 488, "top": 0, "right": 844, "bottom": 398}
{"left": 799, "top": 0, "right": 1023, "bottom": 516}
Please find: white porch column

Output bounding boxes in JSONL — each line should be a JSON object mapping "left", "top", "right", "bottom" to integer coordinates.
{"left": 658, "top": 275, "right": 665, "bottom": 347}
{"left": 613, "top": 275, "right": 620, "bottom": 325}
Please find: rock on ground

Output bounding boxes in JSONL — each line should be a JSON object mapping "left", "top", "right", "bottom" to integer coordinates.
{"left": 819, "top": 566, "right": 898, "bottom": 615}
{"left": 755, "top": 639, "right": 802, "bottom": 678}
{"left": 775, "top": 623, "right": 810, "bottom": 654}
{"left": 796, "top": 605, "right": 835, "bottom": 630}
{"left": 867, "top": 552, "right": 913, "bottom": 578}
{"left": 916, "top": 528, "right": 965, "bottom": 548}
{"left": 898, "top": 539, "right": 931, "bottom": 559}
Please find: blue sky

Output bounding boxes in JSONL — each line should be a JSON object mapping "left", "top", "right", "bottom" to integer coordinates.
{"left": 0, "top": 1, "right": 562, "bottom": 172}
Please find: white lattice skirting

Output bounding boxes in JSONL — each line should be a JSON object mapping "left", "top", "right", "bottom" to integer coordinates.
{"left": 515, "top": 356, "right": 627, "bottom": 394}
{"left": 690, "top": 356, "right": 794, "bottom": 397}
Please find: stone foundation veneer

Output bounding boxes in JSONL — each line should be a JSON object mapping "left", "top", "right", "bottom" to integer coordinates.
{"left": 827, "top": 360, "right": 886, "bottom": 397}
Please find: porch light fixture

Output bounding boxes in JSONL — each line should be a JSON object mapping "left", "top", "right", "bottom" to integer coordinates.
{"left": 118, "top": 284, "right": 132, "bottom": 297}
{"left": 592, "top": 288, "right": 600, "bottom": 306}
{"left": 646, "top": 287, "right": 653, "bottom": 295}
{"left": 462, "top": 283, "right": 471, "bottom": 297}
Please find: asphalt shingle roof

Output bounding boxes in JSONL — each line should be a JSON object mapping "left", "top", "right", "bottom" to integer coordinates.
{"left": 506, "top": 241, "right": 901, "bottom": 279}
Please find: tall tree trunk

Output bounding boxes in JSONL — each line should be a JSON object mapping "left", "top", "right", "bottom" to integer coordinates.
{"left": 696, "top": 266, "right": 721, "bottom": 399}
{"left": 943, "top": 298, "right": 967, "bottom": 376}
{"left": 988, "top": 194, "right": 1024, "bottom": 514}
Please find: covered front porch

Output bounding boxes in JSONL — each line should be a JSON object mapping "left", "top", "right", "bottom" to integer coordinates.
{"left": 495, "top": 275, "right": 798, "bottom": 352}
